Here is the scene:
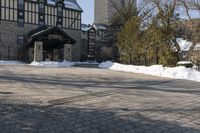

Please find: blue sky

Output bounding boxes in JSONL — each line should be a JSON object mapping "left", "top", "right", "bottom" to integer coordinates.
{"left": 77, "top": 0, "right": 94, "bottom": 24}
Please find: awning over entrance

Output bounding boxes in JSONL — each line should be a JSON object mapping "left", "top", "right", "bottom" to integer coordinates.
{"left": 27, "top": 26, "right": 76, "bottom": 49}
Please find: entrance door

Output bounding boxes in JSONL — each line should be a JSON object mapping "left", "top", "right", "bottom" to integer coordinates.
{"left": 43, "top": 49, "right": 53, "bottom": 61}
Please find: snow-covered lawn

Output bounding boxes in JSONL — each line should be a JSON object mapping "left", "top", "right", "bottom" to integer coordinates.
{"left": 0, "top": 60, "right": 24, "bottom": 65}
{"left": 30, "top": 61, "right": 75, "bottom": 67}
{"left": 99, "top": 61, "right": 200, "bottom": 82}
{"left": 30, "top": 61, "right": 99, "bottom": 67}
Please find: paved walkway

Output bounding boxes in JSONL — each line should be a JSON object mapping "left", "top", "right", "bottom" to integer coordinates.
{"left": 0, "top": 65, "right": 200, "bottom": 133}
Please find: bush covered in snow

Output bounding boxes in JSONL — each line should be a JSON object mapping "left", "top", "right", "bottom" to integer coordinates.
{"left": 177, "top": 61, "right": 193, "bottom": 68}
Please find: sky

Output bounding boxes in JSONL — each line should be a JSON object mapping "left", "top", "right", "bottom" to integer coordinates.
{"left": 77, "top": 0, "right": 94, "bottom": 24}
{"left": 76, "top": 0, "right": 199, "bottom": 24}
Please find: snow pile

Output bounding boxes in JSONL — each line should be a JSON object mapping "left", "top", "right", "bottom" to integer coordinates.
{"left": 0, "top": 60, "right": 23, "bottom": 65}
{"left": 99, "top": 61, "right": 200, "bottom": 82}
{"left": 30, "top": 61, "right": 75, "bottom": 67}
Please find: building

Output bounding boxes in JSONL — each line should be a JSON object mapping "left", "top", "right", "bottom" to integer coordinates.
{"left": 81, "top": 24, "right": 113, "bottom": 62}
{"left": 0, "top": 0, "right": 82, "bottom": 62}
{"left": 94, "top": 0, "right": 136, "bottom": 24}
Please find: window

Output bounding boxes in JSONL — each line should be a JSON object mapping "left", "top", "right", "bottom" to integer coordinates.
{"left": 18, "top": 0, "right": 24, "bottom": 10}
{"left": 39, "top": 3, "right": 44, "bottom": 13}
{"left": 17, "top": 35, "right": 24, "bottom": 45}
{"left": 18, "top": 0, "right": 24, "bottom": 26}
{"left": 57, "top": 6, "right": 62, "bottom": 16}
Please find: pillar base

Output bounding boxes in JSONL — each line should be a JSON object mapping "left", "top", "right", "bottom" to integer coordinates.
{"left": 64, "top": 44, "right": 72, "bottom": 61}
{"left": 34, "top": 41, "right": 43, "bottom": 62}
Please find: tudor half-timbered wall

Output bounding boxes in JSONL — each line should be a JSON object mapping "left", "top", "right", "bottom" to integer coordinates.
{"left": 0, "top": 0, "right": 82, "bottom": 61}
{"left": 0, "top": 0, "right": 81, "bottom": 30}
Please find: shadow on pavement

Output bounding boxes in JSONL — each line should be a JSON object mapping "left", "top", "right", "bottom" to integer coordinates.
{"left": 0, "top": 102, "right": 199, "bottom": 133}
{"left": 0, "top": 73, "right": 200, "bottom": 95}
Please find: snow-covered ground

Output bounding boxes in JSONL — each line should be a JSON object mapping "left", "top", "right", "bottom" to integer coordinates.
{"left": 30, "top": 61, "right": 75, "bottom": 67}
{"left": 0, "top": 60, "right": 99, "bottom": 67}
{"left": 99, "top": 61, "right": 200, "bottom": 82}
{"left": 0, "top": 60, "right": 24, "bottom": 65}
{"left": 30, "top": 61, "right": 99, "bottom": 67}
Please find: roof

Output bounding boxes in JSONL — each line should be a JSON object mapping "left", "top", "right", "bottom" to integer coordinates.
{"left": 81, "top": 24, "right": 93, "bottom": 31}
{"left": 194, "top": 43, "right": 200, "bottom": 50}
{"left": 47, "top": 0, "right": 82, "bottom": 12}
{"left": 81, "top": 23, "right": 107, "bottom": 32}
{"left": 176, "top": 38, "right": 193, "bottom": 52}
{"left": 28, "top": 26, "right": 76, "bottom": 47}
{"left": 93, "top": 24, "right": 107, "bottom": 30}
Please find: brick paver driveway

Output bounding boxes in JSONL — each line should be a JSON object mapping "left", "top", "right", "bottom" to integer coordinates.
{"left": 0, "top": 64, "right": 200, "bottom": 133}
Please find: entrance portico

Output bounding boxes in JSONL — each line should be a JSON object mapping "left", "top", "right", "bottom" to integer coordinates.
{"left": 27, "top": 26, "right": 76, "bottom": 62}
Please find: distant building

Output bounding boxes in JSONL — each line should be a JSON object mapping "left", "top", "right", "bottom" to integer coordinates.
{"left": 81, "top": 24, "right": 113, "bottom": 62}
{"left": 0, "top": 0, "right": 82, "bottom": 62}
{"left": 94, "top": 0, "right": 136, "bottom": 24}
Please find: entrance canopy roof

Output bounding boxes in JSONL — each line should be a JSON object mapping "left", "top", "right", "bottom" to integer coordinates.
{"left": 27, "top": 26, "right": 76, "bottom": 49}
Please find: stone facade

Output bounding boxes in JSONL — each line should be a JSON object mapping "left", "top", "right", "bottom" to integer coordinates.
{"left": 64, "top": 29, "right": 81, "bottom": 61}
{"left": 64, "top": 44, "right": 72, "bottom": 61}
{"left": 0, "top": 0, "right": 82, "bottom": 62}
{"left": 34, "top": 42, "right": 43, "bottom": 62}
{"left": 94, "top": 0, "right": 137, "bottom": 25}
{"left": 0, "top": 20, "right": 81, "bottom": 62}
{"left": 0, "top": 21, "right": 38, "bottom": 60}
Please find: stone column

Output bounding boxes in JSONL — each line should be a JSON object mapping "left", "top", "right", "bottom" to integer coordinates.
{"left": 53, "top": 49, "right": 59, "bottom": 61}
{"left": 64, "top": 44, "right": 72, "bottom": 61}
{"left": 34, "top": 41, "right": 43, "bottom": 62}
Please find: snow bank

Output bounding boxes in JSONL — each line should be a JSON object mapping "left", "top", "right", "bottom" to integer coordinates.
{"left": 99, "top": 61, "right": 200, "bottom": 82}
{"left": 30, "top": 61, "right": 75, "bottom": 67}
{"left": 0, "top": 60, "right": 23, "bottom": 65}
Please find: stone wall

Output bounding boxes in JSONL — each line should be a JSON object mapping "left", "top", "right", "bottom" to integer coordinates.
{"left": 34, "top": 42, "right": 43, "bottom": 62}
{"left": 63, "top": 29, "right": 81, "bottom": 61}
{"left": 64, "top": 44, "right": 72, "bottom": 61}
{"left": 0, "top": 21, "right": 38, "bottom": 60}
{"left": 0, "top": 20, "right": 82, "bottom": 62}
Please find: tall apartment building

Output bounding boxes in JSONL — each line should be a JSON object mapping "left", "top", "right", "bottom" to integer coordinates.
{"left": 0, "top": 0, "right": 82, "bottom": 62}
{"left": 94, "top": 0, "right": 136, "bottom": 24}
